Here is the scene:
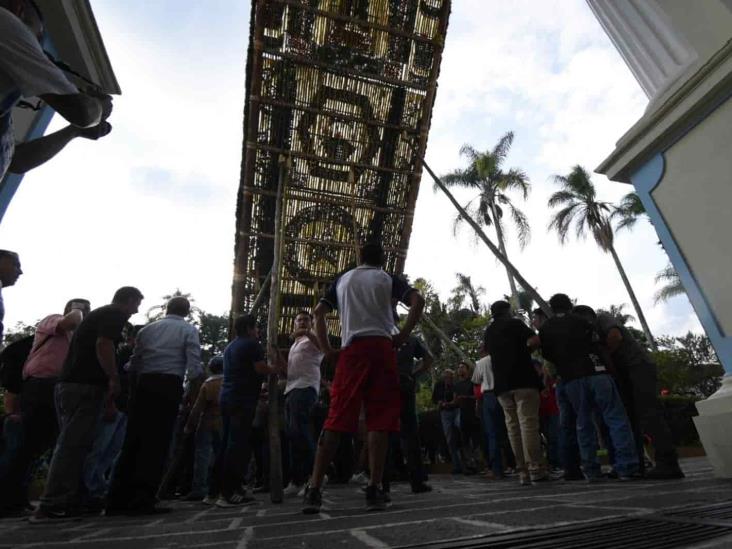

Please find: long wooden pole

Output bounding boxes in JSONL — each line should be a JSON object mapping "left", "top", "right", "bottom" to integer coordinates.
{"left": 266, "top": 154, "right": 288, "bottom": 504}
{"left": 249, "top": 267, "right": 272, "bottom": 317}
{"left": 404, "top": 138, "right": 552, "bottom": 317}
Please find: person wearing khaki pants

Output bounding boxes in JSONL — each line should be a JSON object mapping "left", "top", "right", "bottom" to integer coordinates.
{"left": 484, "top": 300, "right": 546, "bottom": 486}
{"left": 498, "top": 388, "right": 543, "bottom": 484}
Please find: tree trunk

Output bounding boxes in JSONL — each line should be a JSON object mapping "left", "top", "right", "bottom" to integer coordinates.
{"left": 421, "top": 312, "right": 472, "bottom": 363}
{"left": 412, "top": 145, "right": 552, "bottom": 317}
{"left": 608, "top": 245, "right": 658, "bottom": 351}
{"left": 490, "top": 202, "right": 519, "bottom": 307}
{"left": 266, "top": 155, "right": 288, "bottom": 504}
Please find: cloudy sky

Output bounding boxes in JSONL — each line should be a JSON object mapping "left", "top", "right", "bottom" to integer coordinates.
{"left": 0, "top": 0, "right": 702, "bottom": 337}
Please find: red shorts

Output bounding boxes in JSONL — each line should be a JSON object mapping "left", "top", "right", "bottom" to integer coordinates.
{"left": 323, "top": 337, "right": 400, "bottom": 433}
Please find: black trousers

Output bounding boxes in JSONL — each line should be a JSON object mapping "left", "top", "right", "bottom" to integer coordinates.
{"left": 214, "top": 403, "right": 257, "bottom": 499}
{"left": 108, "top": 373, "right": 182, "bottom": 509}
{"left": 0, "top": 377, "right": 58, "bottom": 509}
{"left": 617, "top": 362, "right": 679, "bottom": 470}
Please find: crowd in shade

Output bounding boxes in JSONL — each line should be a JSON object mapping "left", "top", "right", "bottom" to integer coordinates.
{"left": 0, "top": 0, "right": 685, "bottom": 527}
{"left": 0, "top": 240, "right": 683, "bottom": 523}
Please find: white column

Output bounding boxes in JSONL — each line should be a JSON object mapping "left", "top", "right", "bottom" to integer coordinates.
{"left": 587, "top": 0, "right": 697, "bottom": 99}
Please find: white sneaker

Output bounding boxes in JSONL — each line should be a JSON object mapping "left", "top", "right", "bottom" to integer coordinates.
{"left": 215, "top": 493, "right": 256, "bottom": 508}
{"left": 283, "top": 483, "right": 302, "bottom": 497}
{"left": 351, "top": 472, "right": 369, "bottom": 484}
{"left": 297, "top": 483, "right": 309, "bottom": 497}
{"left": 202, "top": 496, "right": 217, "bottom": 505}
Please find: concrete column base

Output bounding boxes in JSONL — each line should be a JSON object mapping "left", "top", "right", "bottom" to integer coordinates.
{"left": 694, "top": 374, "right": 732, "bottom": 478}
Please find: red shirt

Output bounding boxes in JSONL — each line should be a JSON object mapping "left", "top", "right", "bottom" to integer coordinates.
{"left": 539, "top": 378, "right": 560, "bottom": 417}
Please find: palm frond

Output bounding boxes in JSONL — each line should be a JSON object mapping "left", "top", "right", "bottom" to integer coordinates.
{"left": 491, "top": 131, "right": 514, "bottom": 167}
{"left": 654, "top": 263, "right": 686, "bottom": 304}
{"left": 612, "top": 192, "right": 647, "bottom": 232}
{"left": 548, "top": 202, "right": 582, "bottom": 244}
{"left": 458, "top": 144, "right": 480, "bottom": 163}
{"left": 548, "top": 190, "right": 578, "bottom": 208}
{"left": 500, "top": 168, "right": 530, "bottom": 199}
{"left": 506, "top": 201, "right": 531, "bottom": 249}
{"left": 439, "top": 167, "right": 481, "bottom": 192}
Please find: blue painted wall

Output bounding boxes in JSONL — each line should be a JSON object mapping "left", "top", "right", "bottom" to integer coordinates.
{"left": 0, "top": 106, "right": 55, "bottom": 223}
{"left": 630, "top": 125, "right": 732, "bottom": 374}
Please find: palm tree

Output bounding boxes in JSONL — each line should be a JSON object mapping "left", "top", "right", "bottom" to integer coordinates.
{"left": 548, "top": 166, "right": 658, "bottom": 350}
{"left": 655, "top": 263, "right": 686, "bottom": 304}
{"left": 147, "top": 289, "right": 201, "bottom": 322}
{"left": 598, "top": 303, "right": 636, "bottom": 325}
{"left": 612, "top": 191, "right": 648, "bottom": 231}
{"left": 439, "top": 132, "right": 531, "bottom": 305}
{"left": 450, "top": 272, "right": 485, "bottom": 314}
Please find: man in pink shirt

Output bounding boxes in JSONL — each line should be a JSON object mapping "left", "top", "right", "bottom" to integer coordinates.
{"left": 0, "top": 298, "right": 89, "bottom": 516}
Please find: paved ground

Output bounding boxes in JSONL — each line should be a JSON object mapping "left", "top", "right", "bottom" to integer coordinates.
{"left": 2, "top": 458, "right": 732, "bottom": 549}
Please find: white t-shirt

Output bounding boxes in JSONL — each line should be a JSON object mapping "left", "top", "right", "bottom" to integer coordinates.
{"left": 285, "top": 335, "right": 323, "bottom": 395}
{"left": 472, "top": 355, "right": 495, "bottom": 392}
{"left": 0, "top": 7, "right": 78, "bottom": 102}
{"left": 0, "top": 7, "right": 78, "bottom": 179}
{"left": 321, "top": 265, "right": 414, "bottom": 348}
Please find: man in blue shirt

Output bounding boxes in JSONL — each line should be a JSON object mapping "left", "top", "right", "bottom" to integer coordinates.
{"left": 213, "top": 314, "right": 280, "bottom": 507}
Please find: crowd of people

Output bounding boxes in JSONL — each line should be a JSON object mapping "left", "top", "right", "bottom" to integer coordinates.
{"left": 0, "top": 240, "right": 684, "bottom": 524}
{"left": 0, "top": 0, "right": 685, "bottom": 526}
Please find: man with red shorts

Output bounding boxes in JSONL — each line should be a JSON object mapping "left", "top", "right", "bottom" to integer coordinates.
{"left": 302, "top": 242, "right": 424, "bottom": 513}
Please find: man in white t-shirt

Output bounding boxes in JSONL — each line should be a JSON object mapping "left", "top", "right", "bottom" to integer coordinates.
{"left": 272, "top": 310, "right": 324, "bottom": 496}
{"left": 0, "top": 0, "right": 113, "bottom": 180}
{"left": 302, "top": 242, "right": 424, "bottom": 514}
{"left": 472, "top": 345, "right": 508, "bottom": 479}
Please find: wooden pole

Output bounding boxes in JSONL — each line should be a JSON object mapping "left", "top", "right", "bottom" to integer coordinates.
{"left": 404, "top": 137, "right": 552, "bottom": 317}
{"left": 397, "top": 303, "right": 471, "bottom": 363}
{"left": 249, "top": 267, "right": 272, "bottom": 317}
{"left": 266, "top": 154, "right": 289, "bottom": 504}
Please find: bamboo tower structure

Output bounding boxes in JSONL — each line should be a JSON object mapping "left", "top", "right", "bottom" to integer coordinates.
{"left": 232, "top": 0, "right": 452, "bottom": 343}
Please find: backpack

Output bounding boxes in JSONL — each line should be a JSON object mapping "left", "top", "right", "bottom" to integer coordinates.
{"left": 0, "top": 335, "right": 34, "bottom": 394}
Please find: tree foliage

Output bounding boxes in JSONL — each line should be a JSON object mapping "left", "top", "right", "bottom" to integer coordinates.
{"left": 654, "top": 332, "right": 724, "bottom": 398}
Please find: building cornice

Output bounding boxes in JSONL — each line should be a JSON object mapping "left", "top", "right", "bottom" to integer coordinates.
{"left": 597, "top": 38, "right": 732, "bottom": 182}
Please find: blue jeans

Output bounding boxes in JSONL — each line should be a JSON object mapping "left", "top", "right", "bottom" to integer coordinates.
{"left": 480, "top": 392, "right": 505, "bottom": 476}
{"left": 190, "top": 427, "right": 222, "bottom": 497}
{"left": 84, "top": 411, "right": 127, "bottom": 500}
{"left": 284, "top": 387, "right": 317, "bottom": 486}
{"left": 556, "top": 381, "right": 581, "bottom": 474}
{"left": 216, "top": 402, "right": 256, "bottom": 499}
{"left": 563, "top": 375, "right": 638, "bottom": 478}
{"left": 439, "top": 408, "right": 462, "bottom": 472}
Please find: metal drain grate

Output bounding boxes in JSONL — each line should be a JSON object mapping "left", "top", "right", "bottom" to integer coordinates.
{"left": 394, "top": 517, "right": 732, "bottom": 549}
{"left": 666, "top": 501, "right": 732, "bottom": 523}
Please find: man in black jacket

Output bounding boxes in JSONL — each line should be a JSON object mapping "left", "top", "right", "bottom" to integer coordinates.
{"left": 484, "top": 301, "right": 545, "bottom": 485}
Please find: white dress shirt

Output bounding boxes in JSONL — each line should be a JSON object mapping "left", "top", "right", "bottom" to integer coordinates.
{"left": 472, "top": 355, "right": 495, "bottom": 392}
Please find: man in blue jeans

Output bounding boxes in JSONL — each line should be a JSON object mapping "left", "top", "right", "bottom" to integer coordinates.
{"left": 271, "top": 310, "right": 323, "bottom": 497}
{"left": 472, "top": 346, "right": 506, "bottom": 479}
{"left": 432, "top": 369, "right": 463, "bottom": 474}
{"left": 538, "top": 294, "right": 638, "bottom": 481}
{"left": 214, "top": 315, "right": 281, "bottom": 507}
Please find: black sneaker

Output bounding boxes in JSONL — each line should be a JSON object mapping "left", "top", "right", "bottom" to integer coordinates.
{"left": 82, "top": 498, "right": 106, "bottom": 516}
{"left": 411, "top": 482, "right": 432, "bottom": 494}
{"left": 365, "top": 485, "right": 387, "bottom": 512}
{"left": 29, "top": 507, "right": 82, "bottom": 523}
{"left": 644, "top": 466, "right": 685, "bottom": 480}
{"left": 302, "top": 486, "right": 322, "bottom": 515}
